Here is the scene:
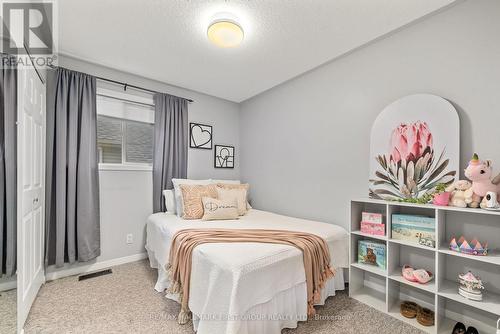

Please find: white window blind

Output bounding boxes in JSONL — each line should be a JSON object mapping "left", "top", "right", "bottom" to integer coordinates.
{"left": 124, "top": 120, "right": 154, "bottom": 164}
{"left": 97, "top": 116, "right": 123, "bottom": 164}
{"left": 96, "top": 90, "right": 154, "bottom": 167}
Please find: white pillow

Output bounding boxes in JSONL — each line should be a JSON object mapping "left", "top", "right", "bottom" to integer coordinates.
{"left": 172, "top": 178, "right": 212, "bottom": 216}
{"left": 162, "top": 189, "right": 176, "bottom": 213}
{"left": 201, "top": 197, "right": 239, "bottom": 221}
{"left": 210, "top": 179, "right": 240, "bottom": 184}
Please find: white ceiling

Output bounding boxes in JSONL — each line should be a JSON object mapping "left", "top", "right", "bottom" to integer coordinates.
{"left": 58, "top": 0, "right": 457, "bottom": 102}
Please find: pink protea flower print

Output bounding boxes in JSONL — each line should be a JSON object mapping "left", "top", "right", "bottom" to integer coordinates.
{"left": 390, "top": 121, "right": 433, "bottom": 163}
{"left": 370, "top": 121, "right": 455, "bottom": 200}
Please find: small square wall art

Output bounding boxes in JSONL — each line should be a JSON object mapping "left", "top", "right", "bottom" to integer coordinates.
{"left": 214, "top": 145, "right": 235, "bottom": 169}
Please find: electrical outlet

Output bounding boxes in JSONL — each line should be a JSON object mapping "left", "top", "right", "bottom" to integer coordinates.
{"left": 126, "top": 234, "right": 133, "bottom": 244}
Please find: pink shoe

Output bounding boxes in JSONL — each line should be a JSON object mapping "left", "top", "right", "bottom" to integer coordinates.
{"left": 402, "top": 265, "right": 418, "bottom": 282}
{"left": 413, "top": 269, "right": 434, "bottom": 284}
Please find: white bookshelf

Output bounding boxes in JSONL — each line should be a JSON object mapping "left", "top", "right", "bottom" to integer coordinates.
{"left": 349, "top": 198, "right": 500, "bottom": 334}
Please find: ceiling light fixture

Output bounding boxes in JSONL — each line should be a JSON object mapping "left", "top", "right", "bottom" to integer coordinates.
{"left": 207, "top": 13, "right": 244, "bottom": 48}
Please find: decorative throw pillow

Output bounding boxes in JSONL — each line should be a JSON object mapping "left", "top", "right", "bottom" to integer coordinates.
{"left": 217, "top": 183, "right": 251, "bottom": 213}
{"left": 162, "top": 189, "right": 176, "bottom": 213}
{"left": 172, "top": 179, "right": 212, "bottom": 216}
{"left": 179, "top": 184, "right": 218, "bottom": 219}
{"left": 201, "top": 197, "right": 239, "bottom": 221}
{"left": 216, "top": 187, "right": 248, "bottom": 216}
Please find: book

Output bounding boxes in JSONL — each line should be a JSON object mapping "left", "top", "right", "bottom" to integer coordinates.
{"left": 358, "top": 240, "right": 386, "bottom": 269}
{"left": 391, "top": 214, "right": 436, "bottom": 248}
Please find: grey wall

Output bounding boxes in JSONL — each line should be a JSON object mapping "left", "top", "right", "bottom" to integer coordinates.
{"left": 48, "top": 56, "right": 240, "bottom": 272}
{"left": 240, "top": 0, "right": 500, "bottom": 229}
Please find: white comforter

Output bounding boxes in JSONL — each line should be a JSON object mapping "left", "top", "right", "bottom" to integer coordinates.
{"left": 146, "top": 209, "right": 349, "bottom": 334}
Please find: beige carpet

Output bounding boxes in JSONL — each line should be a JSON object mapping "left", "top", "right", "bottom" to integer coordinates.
{"left": 24, "top": 260, "right": 424, "bottom": 334}
{"left": 0, "top": 287, "right": 16, "bottom": 334}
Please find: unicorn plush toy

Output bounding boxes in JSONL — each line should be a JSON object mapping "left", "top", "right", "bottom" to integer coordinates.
{"left": 464, "top": 153, "right": 500, "bottom": 207}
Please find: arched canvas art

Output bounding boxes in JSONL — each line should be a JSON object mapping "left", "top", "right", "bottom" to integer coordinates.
{"left": 369, "top": 94, "right": 460, "bottom": 201}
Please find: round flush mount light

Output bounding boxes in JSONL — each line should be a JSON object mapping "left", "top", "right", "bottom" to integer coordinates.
{"left": 207, "top": 13, "right": 244, "bottom": 48}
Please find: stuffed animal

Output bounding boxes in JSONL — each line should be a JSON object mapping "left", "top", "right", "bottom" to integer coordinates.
{"left": 464, "top": 153, "right": 500, "bottom": 198}
{"left": 446, "top": 180, "right": 480, "bottom": 208}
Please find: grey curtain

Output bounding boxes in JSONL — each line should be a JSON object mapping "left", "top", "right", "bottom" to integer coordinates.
{"left": 45, "top": 68, "right": 100, "bottom": 267}
{"left": 0, "top": 56, "right": 17, "bottom": 277}
{"left": 153, "top": 93, "right": 188, "bottom": 212}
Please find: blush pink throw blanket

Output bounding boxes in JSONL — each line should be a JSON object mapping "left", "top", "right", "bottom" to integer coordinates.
{"left": 166, "top": 228, "right": 335, "bottom": 322}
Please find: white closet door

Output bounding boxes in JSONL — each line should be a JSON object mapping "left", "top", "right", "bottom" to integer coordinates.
{"left": 17, "top": 66, "right": 46, "bottom": 332}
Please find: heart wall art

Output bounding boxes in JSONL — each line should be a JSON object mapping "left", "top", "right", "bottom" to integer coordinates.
{"left": 214, "top": 145, "right": 235, "bottom": 169}
{"left": 190, "top": 122, "right": 213, "bottom": 149}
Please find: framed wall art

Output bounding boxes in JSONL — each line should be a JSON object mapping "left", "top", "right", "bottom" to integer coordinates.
{"left": 214, "top": 145, "right": 235, "bottom": 169}
{"left": 369, "top": 94, "right": 459, "bottom": 201}
{"left": 190, "top": 122, "right": 212, "bottom": 149}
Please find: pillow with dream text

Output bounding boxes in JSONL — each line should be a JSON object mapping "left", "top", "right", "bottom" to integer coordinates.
{"left": 201, "top": 197, "right": 239, "bottom": 221}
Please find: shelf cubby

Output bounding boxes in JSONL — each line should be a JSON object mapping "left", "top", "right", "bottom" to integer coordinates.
{"left": 350, "top": 265, "right": 387, "bottom": 311}
{"left": 350, "top": 233, "right": 387, "bottom": 276}
{"left": 438, "top": 252, "right": 500, "bottom": 316}
{"left": 387, "top": 280, "right": 436, "bottom": 333}
{"left": 436, "top": 296, "right": 499, "bottom": 334}
{"left": 388, "top": 203, "right": 437, "bottom": 251}
{"left": 351, "top": 200, "right": 387, "bottom": 233}
{"left": 442, "top": 210, "right": 500, "bottom": 240}
{"left": 350, "top": 198, "right": 500, "bottom": 333}
{"left": 388, "top": 242, "right": 436, "bottom": 293}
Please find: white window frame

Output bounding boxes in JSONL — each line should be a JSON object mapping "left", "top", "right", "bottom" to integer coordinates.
{"left": 97, "top": 87, "right": 155, "bottom": 171}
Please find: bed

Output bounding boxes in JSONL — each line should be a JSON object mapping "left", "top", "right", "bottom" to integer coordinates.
{"left": 146, "top": 209, "right": 349, "bottom": 334}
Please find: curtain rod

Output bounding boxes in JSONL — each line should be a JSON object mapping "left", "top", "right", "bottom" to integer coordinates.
{"left": 48, "top": 64, "right": 194, "bottom": 103}
{"left": 23, "top": 43, "right": 45, "bottom": 84}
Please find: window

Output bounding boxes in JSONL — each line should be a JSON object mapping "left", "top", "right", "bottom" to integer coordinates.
{"left": 96, "top": 88, "right": 154, "bottom": 169}
{"left": 97, "top": 116, "right": 123, "bottom": 163}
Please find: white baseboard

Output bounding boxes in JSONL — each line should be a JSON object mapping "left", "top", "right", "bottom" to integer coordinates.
{"left": 0, "top": 278, "right": 17, "bottom": 292}
{"left": 45, "top": 252, "right": 148, "bottom": 282}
